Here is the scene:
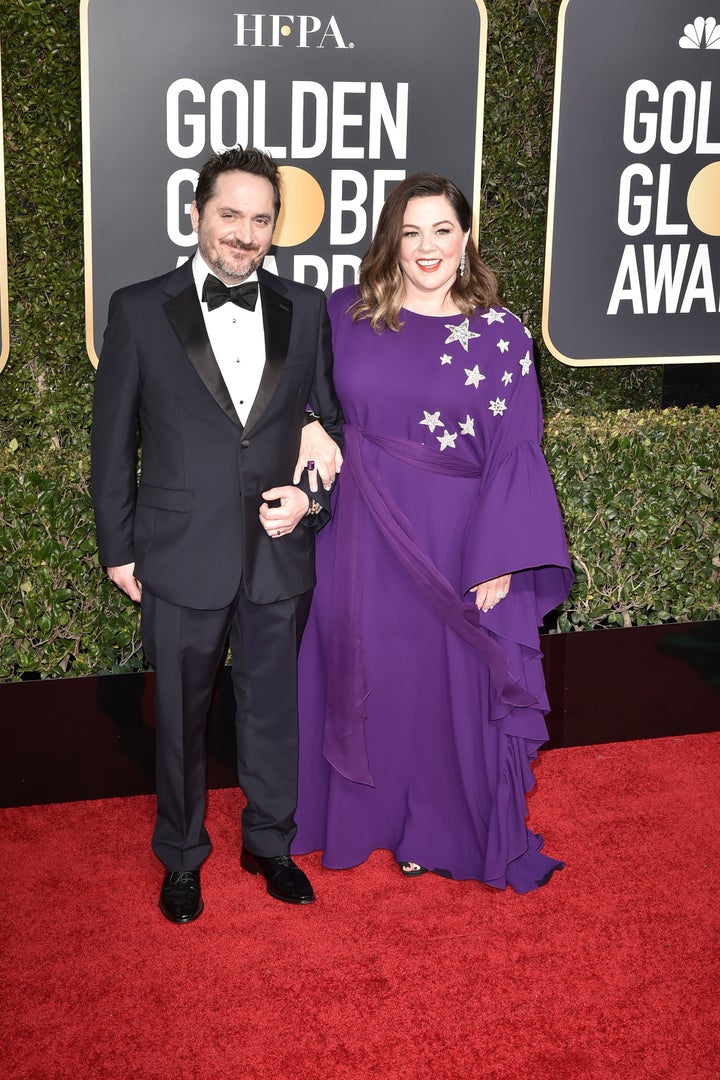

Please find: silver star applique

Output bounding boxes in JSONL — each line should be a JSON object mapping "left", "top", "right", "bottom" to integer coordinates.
{"left": 488, "top": 398, "right": 507, "bottom": 417}
{"left": 440, "top": 353, "right": 453, "bottom": 365}
{"left": 520, "top": 351, "right": 532, "bottom": 376}
{"left": 481, "top": 309, "right": 506, "bottom": 325}
{"left": 444, "top": 318, "right": 481, "bottom": 352}
{"left": 497, "top": 339, "right": 510, "bottom": 354}
{"left": 464, "top": 365, "right": 485, "bottom": 388}
{"left": 437, "top": 430, "right": 458, "bottom": 451}
{"left": 502, "top": 371, "right": 513, "bottom": 386}
{"left": 459, "top": 415, "right": 476, "bottom": 436}
{"left": 420, "top": 410, "right": 444, "bottom": 432}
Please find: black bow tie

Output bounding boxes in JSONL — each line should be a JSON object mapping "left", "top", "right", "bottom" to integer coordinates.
{"left": 202, "top": 274, "right": 259, "bottom": 312}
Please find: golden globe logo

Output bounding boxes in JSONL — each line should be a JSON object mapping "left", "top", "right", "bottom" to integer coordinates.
{"left": 234, "top": 13, "right": 352, "bottom": 48}
{"left": 82, "top": 0, "right": 486, "bottom": 362}
{"left": 607, "top": 75, "right": 720, "bottom": 316}
{"left": 543, "top": 1, "right": 720, "bottom": 364}
{"left": 165, "top": 78, "right": 408, "bottom": 287}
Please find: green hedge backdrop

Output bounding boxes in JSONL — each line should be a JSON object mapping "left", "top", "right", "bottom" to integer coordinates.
{"left": 0, "top": 1, "right": 717, "bottom": 680}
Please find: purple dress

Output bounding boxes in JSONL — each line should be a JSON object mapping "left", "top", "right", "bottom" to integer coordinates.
{"left": 292, "top": 286, "right": 573, "bottom": 893}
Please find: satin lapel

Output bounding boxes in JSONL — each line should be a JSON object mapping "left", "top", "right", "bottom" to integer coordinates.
{"left": 163, "top": 283, "right": 242, "bottom": 428}
{"left": 242, "top": 281, "right": 293, "bottom": 437}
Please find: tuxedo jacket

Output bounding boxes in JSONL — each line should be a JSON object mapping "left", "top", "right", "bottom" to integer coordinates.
{"left": 91, "top": 260, "right": 343, "bottom": 610}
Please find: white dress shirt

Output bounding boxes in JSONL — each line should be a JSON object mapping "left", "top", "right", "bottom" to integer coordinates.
{"left": 192, "top": 253, "right": 266, "bottom": 426}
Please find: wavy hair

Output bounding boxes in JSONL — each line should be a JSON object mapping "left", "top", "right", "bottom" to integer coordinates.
{"left": 352, "top": 172, "right": 500, "bottom": 332}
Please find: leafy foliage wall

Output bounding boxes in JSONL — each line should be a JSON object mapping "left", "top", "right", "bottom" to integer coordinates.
{"left": 0, "top": 2, "right": 717, "bottom": 679}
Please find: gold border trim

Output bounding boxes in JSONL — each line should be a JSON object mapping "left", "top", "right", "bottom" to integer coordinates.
{"left": 541, "top": 0, "right": 719, "bottom": 368}
{"left": 80, "top": 0, "right": 99, "bottom": 368}
{"left": 0, "top": 46, "right": 10, "bottom": 373}
{"left": 472, "top": 1, "right": 488, "bottom": 235}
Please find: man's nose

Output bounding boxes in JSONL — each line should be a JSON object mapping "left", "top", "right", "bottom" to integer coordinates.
{"left": 232, "top": 220, "right": 254, "bottom": 245}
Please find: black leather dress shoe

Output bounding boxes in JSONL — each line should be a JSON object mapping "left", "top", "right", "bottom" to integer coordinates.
{"left": 240, "top": 848, "right": 315, "bottom": 904}
{"left": 159, "top": 870, "right": 203, "bottom": 924}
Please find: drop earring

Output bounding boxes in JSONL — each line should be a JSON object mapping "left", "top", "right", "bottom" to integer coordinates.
{"left": 458, "top": 251, "right": 466, "bottom": 276}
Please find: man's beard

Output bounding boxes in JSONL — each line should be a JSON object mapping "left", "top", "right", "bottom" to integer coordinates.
{"left": 213, "top": 247, "right": 262, "bottom": 282}
{"left": 199, "top": 234, "right": 265, "bottom": 283}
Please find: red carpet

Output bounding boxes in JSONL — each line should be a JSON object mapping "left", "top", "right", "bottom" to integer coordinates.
{"left": 3, "top": 733, "right": 720, "bottom": 1079}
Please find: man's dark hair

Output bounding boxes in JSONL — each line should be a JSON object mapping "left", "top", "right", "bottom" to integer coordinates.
{"left": 194, "top": 146, "right": 282, "bottom": 219}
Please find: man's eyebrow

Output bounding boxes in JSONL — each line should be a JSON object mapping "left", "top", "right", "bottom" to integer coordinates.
{"left": 216, "top": 205, "right": 272, "bottom": 218}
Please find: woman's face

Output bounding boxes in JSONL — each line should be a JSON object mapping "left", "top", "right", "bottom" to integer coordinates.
{"left": 398, "top": 195, "right": 469, "bottom": 303}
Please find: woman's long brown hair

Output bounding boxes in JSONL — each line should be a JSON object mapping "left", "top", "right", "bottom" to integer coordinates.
{"left": 352, "top": 172, "right": 500, "bottom": 332}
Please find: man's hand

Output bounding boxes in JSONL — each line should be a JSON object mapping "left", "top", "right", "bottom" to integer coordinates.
{"left": 107, "top": 563, "right": 142, "bottom": 603}
{"left": 470, "top": 573, "right": 512, "bottom": 613}
{"left": 293, "top": 421, "right": 343, "bottom": 492}
{"left": 260, "top": 486, "right": 311, "bottom": 538}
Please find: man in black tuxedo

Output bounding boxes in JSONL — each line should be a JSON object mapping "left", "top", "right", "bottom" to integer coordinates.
{"left": 91, "top": 147, "right": 343, "bottom": 923}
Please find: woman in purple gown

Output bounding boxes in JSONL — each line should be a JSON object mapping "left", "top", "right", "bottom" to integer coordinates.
{"left": 292, "top": 173, "right": 573, "bottom": 893}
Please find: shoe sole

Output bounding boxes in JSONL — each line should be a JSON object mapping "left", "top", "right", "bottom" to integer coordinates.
{"left": 266, "top": 886, "right": 315, "bottom": 905}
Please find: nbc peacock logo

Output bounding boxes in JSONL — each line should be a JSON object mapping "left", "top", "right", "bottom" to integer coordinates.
{"left": 679, "top": 15, "right": 720, "bottom": 48}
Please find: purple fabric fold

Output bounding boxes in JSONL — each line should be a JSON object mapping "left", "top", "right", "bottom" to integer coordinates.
{"left": 324, "top": 424, "right": 536, "bottom": 786}
{"left": 295, "top": 293, "right": 574, "bottom": 891}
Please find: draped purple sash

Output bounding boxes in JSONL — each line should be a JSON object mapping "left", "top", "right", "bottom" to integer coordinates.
{"left": 323, "top": 424, "right": 535, "bottom": 786}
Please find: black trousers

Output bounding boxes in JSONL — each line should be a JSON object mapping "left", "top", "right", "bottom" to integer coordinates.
{"left": 141, "top": 584, "right": 312, "bottom": 871}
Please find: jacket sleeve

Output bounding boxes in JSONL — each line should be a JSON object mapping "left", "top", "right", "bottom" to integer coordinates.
{"left": 90, "top": 291, "right": 141, "bottom": 567}
{"left": 298, "top": 292, "right": 344, "bottom": 529}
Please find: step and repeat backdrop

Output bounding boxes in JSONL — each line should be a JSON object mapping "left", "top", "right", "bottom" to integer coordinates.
{"left": 543, "top": 0, "right": 720, "bottom": 366}
{"left": 0, "top": 2, "right": 717, "bottom": 372}
{"left": 80, "top": 0, "right": 488, "bottom": 365}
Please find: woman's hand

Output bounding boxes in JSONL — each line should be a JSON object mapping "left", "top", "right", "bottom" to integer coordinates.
{"left": 293, "top": 421, "right": 343, "bottom": 492}
{"left": 470, "top": 574, "right": 512, "bottom": 612}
